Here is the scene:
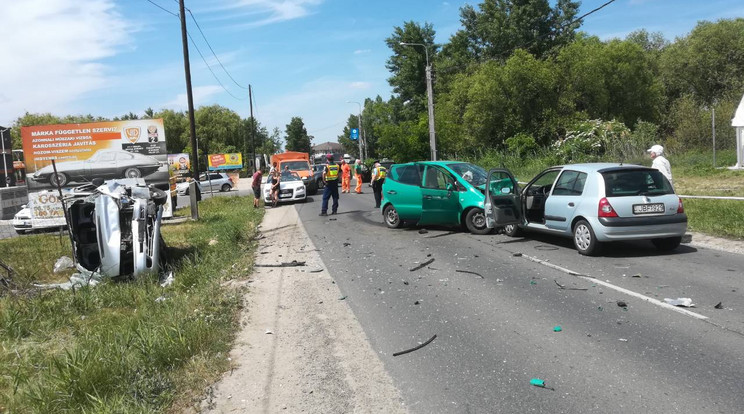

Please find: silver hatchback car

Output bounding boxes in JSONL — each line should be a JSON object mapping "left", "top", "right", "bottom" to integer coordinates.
{"left": 484, "top": 163, "right": 687, "bottom": 255}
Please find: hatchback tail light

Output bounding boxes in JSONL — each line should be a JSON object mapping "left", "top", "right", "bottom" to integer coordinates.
{"left": 677, "top": 197, "right": 684, "bottom": 214}
{"left": 598, "top": 197, "right": 618, "bottom": 217}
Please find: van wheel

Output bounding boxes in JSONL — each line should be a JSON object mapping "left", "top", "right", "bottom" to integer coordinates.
{"left": 652, "top": 236, "right": 681, "bottom": 252}
{"left": 504, "top": 224, "right": 522, "bottom": 237}
{"left": 465, "top": 208, "right": 492, "bottom": 235}
{"left": 383, "top": 205, "right": 402, "bottom": 229}
{"left": 573, "top": 220, "right": 601, "bottom": 256}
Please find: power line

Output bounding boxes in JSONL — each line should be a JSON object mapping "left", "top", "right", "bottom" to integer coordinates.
{"left": 186, "top": 8, "right": 249, "bottom": 90}
{"left": 187, "top": 31, "right": 248, "bottom": 100}
{"left": 144, "top": 0, "right": 247, "bottom": 100}
{"left": 146, "top": 0, "right": 178, "bottom": 17}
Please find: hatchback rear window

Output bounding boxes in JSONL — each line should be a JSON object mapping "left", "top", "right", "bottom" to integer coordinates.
{"left": 602, "top": 169, "right": 674, "bottom": 197}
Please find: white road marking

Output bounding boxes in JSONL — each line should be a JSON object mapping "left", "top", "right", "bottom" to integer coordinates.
{"left": 519, "top": 253, "right": 709, "bottom": 320}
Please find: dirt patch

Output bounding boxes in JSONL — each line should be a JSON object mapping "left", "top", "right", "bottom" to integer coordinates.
{"left": 688, "top": 232, "right": 744, "bottom": 255}
{"left": 200, "top": 206, "right": 407, "bottom": 413}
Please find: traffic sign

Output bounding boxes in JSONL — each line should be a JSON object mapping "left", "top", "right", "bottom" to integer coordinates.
{"left": 350, "top": 128, "right": 359, "bottom": 141}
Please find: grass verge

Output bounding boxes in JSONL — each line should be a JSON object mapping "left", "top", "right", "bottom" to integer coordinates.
{"left": 0, "top": 196, "right": 263, "bottom": 413}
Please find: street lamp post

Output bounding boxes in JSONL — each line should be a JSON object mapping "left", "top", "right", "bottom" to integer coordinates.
{"left": 347, "top": 101, "right": 365, "bottom": 164}
{"left": 400, "top": 42, "right": 436, "bottom": 161}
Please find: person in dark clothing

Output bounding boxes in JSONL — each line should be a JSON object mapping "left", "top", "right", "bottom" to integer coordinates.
{"left": 251, "top": 168, "right": 263, "bottom": 208}
{"left": 371, "top": 160, "right": 386, "bottom": 208}
{"left": 320, "top": 154, "right": 339, "bottom": 216}
{"left": 270, "top": 170, "right": 280, "bottom": 207}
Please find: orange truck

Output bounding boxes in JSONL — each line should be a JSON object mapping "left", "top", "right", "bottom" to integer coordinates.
{"left": 270, "top": 151, "right": 319, "bottom": 195}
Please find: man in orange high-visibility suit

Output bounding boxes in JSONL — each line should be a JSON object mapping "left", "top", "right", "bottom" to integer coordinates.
{"left": 354, "top": 159, "right": 363, "bottom": 194}
{"left": 340, "top": 160, "right": 352, "bottom": 193}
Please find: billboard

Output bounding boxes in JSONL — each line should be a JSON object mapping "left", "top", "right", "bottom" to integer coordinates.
{"left": 20, "top": 119, "right": 170, "bottom": 226}
{"left": 208, "top": 153, "right": 242, "bottom": 170}
{"left": 21, "top": 119, "right": 168, "bottom": 191}
{"left": 168, "top": 153, "right": 191, "bottom": 177}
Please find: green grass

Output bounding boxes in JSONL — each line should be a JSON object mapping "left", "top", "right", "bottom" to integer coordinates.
{"left": 0, "top": 196, "right": 263, "bottom": 413}
{"left": 683, "top": 198, "right": 744, "bottom": 239}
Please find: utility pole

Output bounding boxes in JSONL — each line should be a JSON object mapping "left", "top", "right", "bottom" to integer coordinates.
{"left": 179, "top": 0, "right": 199, "bottom": 219}
{"left": 400, "top": 42, "right": 437, "bottom": 160}
{"left": 249, "top": 85, "right": 256, "bottom": 171}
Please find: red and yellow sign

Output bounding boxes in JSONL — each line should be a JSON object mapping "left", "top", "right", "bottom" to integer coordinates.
{"left": 208, "top": 153, "right": 242, "bottom": 170}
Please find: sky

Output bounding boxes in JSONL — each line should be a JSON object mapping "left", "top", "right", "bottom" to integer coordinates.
{"left": 1, "top": 0, "right": 743, "bottom": 145}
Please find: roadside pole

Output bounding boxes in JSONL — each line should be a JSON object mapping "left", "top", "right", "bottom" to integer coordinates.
{"left": 179, "top": 0, "right": 199, "bottom": 220}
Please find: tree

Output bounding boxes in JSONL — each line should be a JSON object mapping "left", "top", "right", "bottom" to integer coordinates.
{"left": 155, "top": 109, "right": 189, "bottom": 153}
{"left": 256, "top": 127, "right": 283, "bottom": 157}
{"left": 284, "top": 117, "right": 312, "bottom": 153}
{"left": 385, "top": 21, "right": 438, "bottom": 116}
{"left": 660, "top": 18, "right": 744, "bottom": 106}
{"left": 451, "top": 0, "right": 580, "bottom": 63}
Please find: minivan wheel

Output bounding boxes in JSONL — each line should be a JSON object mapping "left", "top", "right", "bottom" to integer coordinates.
{"left": 465, "top": 208, "right": 492, "bottom": 235}
{"left": 383, "top": 205, "right": 402, "bottom": 229}
{"left": 573, "top": 220, "right": 601, "bottom": 256}
{"left": 504, "top": 223, "right": 522, "bottom": 237}
{"left": 652, "top": 236, "right": 682, "bottom": 252}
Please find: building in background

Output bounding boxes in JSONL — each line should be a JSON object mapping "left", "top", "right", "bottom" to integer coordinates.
{"left": 311, "top": 142, "right": 343, "bottom": 164}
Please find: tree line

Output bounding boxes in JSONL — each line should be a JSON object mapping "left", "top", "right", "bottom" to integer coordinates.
{"left": 337, "top": 1, "right": 744, "bottom": 163}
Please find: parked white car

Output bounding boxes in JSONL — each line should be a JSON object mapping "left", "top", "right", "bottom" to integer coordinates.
{"left": 262, "top": 171, "right": 306, "bottom": 204}
{"left": 176, "top": 173, "right": 233, "bottom": 195}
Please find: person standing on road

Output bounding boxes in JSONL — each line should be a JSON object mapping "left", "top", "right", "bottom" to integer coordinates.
{"left": 320, "top": 154, "right": 340, "bottom": 216}
{"left": 270, "top": 169, "right": 281, "bottom": 207}
{"left": 251, "top": 168, "right": 263, "bottom": 208}
{"left": 647, "top": 144, "right": 673, "bottom": 186}
{"left": 371, "top": 160, "right": 386, "bottom": 208}
{"left": 354, "top": 159, "right": 363, "bottom": 194}
{"left": 340, "top": 160, "right": 351, "bottom": 193}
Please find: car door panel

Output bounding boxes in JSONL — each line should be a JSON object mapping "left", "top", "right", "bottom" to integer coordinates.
{"left": 484, "top": 168, "right": 521, "bottom": 228}
{"left": 544, "top": 170, "right": 587, "bottom": 231}
{"left": 419, "top": 166, "right": 460, "bottom": 225}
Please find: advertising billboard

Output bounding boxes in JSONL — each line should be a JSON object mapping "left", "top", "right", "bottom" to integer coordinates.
{"left": 20, "top": 119, "right": 170, "bottom": 226}
{"left": 208, "top": 153, "right": 242, "bottom": 171}
{"left": 168, "top": 153, "right": 191, "bottom": 178}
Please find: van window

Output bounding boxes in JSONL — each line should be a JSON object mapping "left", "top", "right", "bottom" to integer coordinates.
{"left": 391, "top": 165, "right": 422, "bottom": 186}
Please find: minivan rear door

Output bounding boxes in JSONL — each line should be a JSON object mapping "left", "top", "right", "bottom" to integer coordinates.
{"left": 484, "top": 169, "right": 521, "bottom": 228}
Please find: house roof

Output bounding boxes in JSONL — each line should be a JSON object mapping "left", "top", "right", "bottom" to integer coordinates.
{"left": 312, "top": 141, "right": 343, "bottom": 151}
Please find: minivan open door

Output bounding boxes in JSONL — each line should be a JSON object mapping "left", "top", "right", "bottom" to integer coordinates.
{"left": 484, "top": 169, "right": 522, "bottom": 229}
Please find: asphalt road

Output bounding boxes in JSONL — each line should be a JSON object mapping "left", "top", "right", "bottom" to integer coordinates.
{"left": 294, "top": 189, "right": 744, "bottom": 413}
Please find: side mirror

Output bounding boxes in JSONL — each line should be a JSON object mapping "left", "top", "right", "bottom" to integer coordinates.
{"left": 446, "top": 183, "right": 454, "bottom": 192}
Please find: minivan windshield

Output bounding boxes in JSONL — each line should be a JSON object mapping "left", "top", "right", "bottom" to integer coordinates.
{"left": 602, "top": 169, "right": 674, "bottom": 197}
{"left": 447, "top": 163, "right": 488, "bottom": 187}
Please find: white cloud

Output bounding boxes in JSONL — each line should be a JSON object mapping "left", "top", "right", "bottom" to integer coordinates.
{"left": 353, "top": 49, "right": 371, "bottom": 55}
{"left": 0, "top": 0, "right": 133, "bottom": 124}
{"left": 162, "top": 85, "right": 224, "bottom": 109}
{"left": 217, "top": 0, "right": 323, "bottom": 27}
{"left": 349, "top": 82, "right": 371, "bottom": 90}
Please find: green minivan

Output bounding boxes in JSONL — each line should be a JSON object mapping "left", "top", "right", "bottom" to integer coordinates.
{"left": 380, "top": 161, "right": 500, "bottom": 234}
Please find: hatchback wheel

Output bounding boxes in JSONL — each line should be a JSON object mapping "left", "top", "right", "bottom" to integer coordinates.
{"left": 652, "top": 236, "right": 682, "bottom": 252}
{"left": 573, "top": 220, "right": 601, "bottom": 256}
{"left": 504, "top": 223, "right": 522, "bottom": 237}
{"left": 383, "top": 205, "right": 402, "bottom": 229}
{"left": 465, "top": 208, "right": 492, "bottom": 235}
{"left": 221, "top": 184, "right": 231, "bottom": 192}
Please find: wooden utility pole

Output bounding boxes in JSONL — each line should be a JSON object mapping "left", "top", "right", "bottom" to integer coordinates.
{"left": 179, "top": 0, "right": 199, "bottom": 219}
{"left": 249, "top": 85, "right": 256, "bottom": 172}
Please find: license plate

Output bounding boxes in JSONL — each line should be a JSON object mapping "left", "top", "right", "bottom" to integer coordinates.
{"left": 633, "top": 203, "right": 664, "bottom": 214}
{"left": 280, "top": 193, "right": 292, "bottom": 198}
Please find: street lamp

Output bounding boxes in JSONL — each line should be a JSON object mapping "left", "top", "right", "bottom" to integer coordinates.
{"left": 347, "top": 101, "right": 365, "bottom": 163}
{"left": 400, "top": 42, "right": 437, "bottom": 161}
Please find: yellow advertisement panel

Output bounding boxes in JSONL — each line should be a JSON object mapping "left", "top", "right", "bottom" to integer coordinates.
{"left": 208, "top": 153, "right": 242, "bottom": 170}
